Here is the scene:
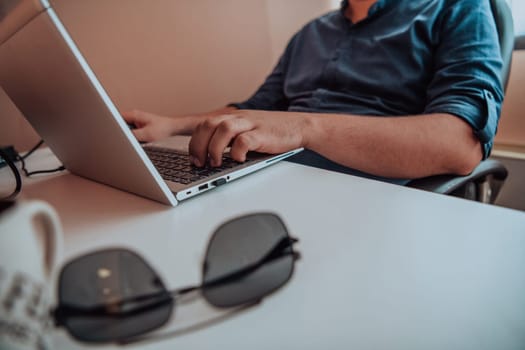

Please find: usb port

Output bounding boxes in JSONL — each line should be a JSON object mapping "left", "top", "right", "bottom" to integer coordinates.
{"left": 198, "top": 184, "right": 209, "bottom": 191}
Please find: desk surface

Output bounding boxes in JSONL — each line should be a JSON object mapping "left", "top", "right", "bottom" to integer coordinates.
{"left": 3, "top": 149, "right": 525, "bottom": 350}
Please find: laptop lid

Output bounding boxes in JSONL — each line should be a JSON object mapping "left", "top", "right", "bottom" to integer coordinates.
{"left": 0, "top": 0, "right": 178, "bottom": 205}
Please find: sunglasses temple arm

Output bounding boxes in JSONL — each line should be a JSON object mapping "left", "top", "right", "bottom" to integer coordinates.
{"left": 53, "top": 237, "right": 299, "bottom": 322}
{"left": 53, "top": 284, "right": 200, "bottom": 323}
{"left": 117, "top": 300, "right": 263, "bottom": 346}
{"left": 124, "top": 237, "right": 298, "bottom": 301}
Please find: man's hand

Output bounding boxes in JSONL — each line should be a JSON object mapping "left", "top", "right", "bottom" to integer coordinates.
{"left": 121, "top": 110, "right": 185, "bottom": 142}
{"left": 188, "top": 110, "right": 311, "bottom": 167}
{"left": 122, "top": 107, "right": 240, "bottom": 143}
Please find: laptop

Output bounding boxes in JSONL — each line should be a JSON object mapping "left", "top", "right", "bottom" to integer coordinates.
{"left": 0, "top": 0, "right": 302, "bottom": 206}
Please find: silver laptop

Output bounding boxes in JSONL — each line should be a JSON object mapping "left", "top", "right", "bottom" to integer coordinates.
{"left": 0, "top": 0, "right": 302, "bottom": 206}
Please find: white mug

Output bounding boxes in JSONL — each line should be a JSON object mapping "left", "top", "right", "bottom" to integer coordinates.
{"left": 0, "top": 200, "right": 63, "bottom": 350}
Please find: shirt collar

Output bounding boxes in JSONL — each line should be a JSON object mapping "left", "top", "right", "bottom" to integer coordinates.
{"left": 340, "top": 0, "right": 392, "bottom": 17}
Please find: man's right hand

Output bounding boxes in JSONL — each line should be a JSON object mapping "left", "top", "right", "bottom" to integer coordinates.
{"left": 121, "top": 110, "right": 190, "bottom": 142}
{"left": 122, "top": 107, "right": 239, "bottom": 143}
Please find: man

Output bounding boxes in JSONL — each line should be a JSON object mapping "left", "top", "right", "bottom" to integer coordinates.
{"left": 123, "top": 0, "right": 503, "bottom": 184}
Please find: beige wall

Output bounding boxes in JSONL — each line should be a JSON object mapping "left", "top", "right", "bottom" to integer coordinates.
{"left": 0, "top": 0, "right": 331, "bottom": 151}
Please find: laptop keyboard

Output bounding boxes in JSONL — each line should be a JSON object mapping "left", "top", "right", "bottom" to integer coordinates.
{"left": 143, "top": 146, "right": 247, "bottom": 185}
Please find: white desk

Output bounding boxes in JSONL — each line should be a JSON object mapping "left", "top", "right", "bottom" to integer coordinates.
{"left": 3, "top": 149, "right": 525, "bottom": 350}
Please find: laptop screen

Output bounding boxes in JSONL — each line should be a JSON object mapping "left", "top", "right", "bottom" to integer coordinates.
{"left": 0, "top": 0, "right": 178, "bottom": 205}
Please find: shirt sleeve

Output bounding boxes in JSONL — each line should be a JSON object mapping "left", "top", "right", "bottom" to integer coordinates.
{"left": 424, "top": 0, "right": 504, "bottom": 159}
{"left": 230, "top": 35, "right": 298, "bottom": 111}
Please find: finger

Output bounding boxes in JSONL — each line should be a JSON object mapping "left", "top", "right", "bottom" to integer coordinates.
{"left": 230, "top": 131, "right": 262, "bottom": 162}
{"left": 208, "top": 118, "right": 254, "bottom": 166}
{"left": 121, "top": 110, "right": 149, "bottom": 126}
{"left": 189, "top": 115, "right": 235, "bottom": 167}
{"left": 121, "top": 111, "right": 150, "bottom": 141}
{"left": 130, "top": 127, "right": 152, "bottom": 142}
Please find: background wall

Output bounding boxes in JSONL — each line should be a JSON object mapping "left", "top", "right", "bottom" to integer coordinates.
{"left": 0, "top": 0, "right": 333, "bottom": 151}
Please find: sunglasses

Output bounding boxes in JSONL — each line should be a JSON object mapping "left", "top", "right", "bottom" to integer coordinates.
{"left": 52, "top": 213, "right": 300, "bottom": 344}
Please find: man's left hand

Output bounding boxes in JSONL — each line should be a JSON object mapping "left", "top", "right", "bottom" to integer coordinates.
{"left": 188, "top": 110, "right": 310, "bottom": 167}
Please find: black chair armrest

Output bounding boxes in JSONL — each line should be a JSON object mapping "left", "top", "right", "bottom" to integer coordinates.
{"left": 406, "top": 159, "right": 508, "bottom": 195}
{"left": 515, "top": 35, "right": 525, "bottom": 51}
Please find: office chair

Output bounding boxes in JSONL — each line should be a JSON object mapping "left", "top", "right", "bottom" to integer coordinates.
{"left": 407, "top": 0, "right": 515, "bottom": 204}
{"left": 516, "top": 35, "right": 525, "bottom": 50}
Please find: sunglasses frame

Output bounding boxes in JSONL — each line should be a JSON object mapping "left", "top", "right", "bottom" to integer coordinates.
{"left": 53, "top": 213, "right": 300, "bottom": 344}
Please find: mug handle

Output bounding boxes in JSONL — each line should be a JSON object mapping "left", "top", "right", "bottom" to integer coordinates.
{"left": 25, "top": 201, "right": 63, "bottom": 278}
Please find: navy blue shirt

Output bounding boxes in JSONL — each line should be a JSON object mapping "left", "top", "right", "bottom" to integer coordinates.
{"left": 233, "top": 0, "right": 504, "bottom": 183}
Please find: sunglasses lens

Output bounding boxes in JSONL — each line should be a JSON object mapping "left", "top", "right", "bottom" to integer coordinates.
{"left": 57, "top": 249, "right": 173, "bottom": 343}
{"left": 202, "top": 213, "right": 295, "bottom": 308}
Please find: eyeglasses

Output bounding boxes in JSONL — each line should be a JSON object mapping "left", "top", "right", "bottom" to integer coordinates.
{"left": 0, "top": 141, "right": 63, "bottom": 201}
{"left": 0, "top": 147, "right": 21, "bottom": 201}
{"left": 53, "top": 213, "right": 300, "bottom": 344}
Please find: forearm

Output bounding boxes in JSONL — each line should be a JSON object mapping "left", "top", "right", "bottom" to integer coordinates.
{"left": 302, "top": 112, "right": 482, "bottom": 179}
{"left": 186, "top": 109, "right": 482, "bottom": 179}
